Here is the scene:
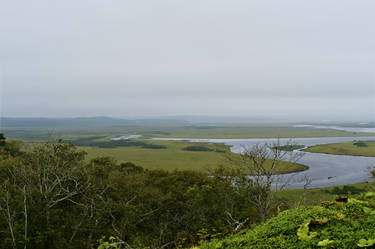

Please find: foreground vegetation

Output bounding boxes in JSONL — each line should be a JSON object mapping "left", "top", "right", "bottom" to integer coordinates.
{"left": 0, "top": 134, "right": 309, "bottom": 249}
{"left": 1, "top": 133, "right": 373, "bottom": 249}
{"left": 278, "top": 181, "right": 375, "bottom": 207}
{"left": 304, "top": 140, "right": 375, "bottom": 157}
{"left": 199, "top": 192, "right": 375, "bottom": 249}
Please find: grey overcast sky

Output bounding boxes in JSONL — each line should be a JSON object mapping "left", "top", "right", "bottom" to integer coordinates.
{"left": 0, "top": 0, "right": 374, "bottom": 120}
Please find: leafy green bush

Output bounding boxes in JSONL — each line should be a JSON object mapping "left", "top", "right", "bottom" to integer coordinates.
{"left": 199, "top": 192, "right": 375, "bottom": 249}
{"left": 182, "top": 146, "right": 226, "bottom": 153}
{"left": 324, "top": 185, "right": 366, "bottom": 195}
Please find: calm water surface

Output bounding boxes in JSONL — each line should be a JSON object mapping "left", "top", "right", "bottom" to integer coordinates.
{"left": 152, "top": 136, "right": 375, "bottom": 189}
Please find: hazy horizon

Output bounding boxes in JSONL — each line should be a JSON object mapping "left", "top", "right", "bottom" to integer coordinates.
{"left": 1, "top": 0, "right": 374, "bottom": 120}
{"left": 1, "top": 115, "right": 374, "bottom": 124}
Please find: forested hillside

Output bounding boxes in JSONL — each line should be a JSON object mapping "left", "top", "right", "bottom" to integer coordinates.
{"left": 0, "top": 134, "right": 290, "bottom": 249}
{"left": 1, "top": 133, "right": 374, "bottom": 249}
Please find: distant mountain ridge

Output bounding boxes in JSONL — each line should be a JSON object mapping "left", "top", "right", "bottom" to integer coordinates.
{"left": 0, "top": 117, "right": 190, "bottom": 128}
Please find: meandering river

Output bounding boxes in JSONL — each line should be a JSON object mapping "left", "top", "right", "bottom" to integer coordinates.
{"left": 152, "top": 136, "right": 375, "bottom": 189}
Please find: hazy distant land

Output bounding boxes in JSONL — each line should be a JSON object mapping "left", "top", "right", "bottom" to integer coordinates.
{"left": 1, "top": 117, "right": 374, "bottom": 141}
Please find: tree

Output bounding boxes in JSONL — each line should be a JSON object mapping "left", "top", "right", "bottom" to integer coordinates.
{"left": 0, "top": 134, "right": 24, "bottom": 158}
{"left": 1, "top": 137, "right": 298, "bottom": 249}
{"left": 0, "top": 133, "right": 5, "bottom": 147}
{"left": 0, "top": 142, "right": 88, "bottom": 249}
{"left": 367, "top": 165, "right": 375, "bottom": 178}
{"left": 227, "top": 140, "right": 304, "bottom": 222}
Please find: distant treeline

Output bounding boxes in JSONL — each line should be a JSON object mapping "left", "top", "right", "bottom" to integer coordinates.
{"left": 272, "top": 145, "right": 304, "bottom": 151}
{"left": 183, "top": 145, "right": 226, "bottom": 153}
{"left": 353, "top": 141, "right": 368, "bottom": 147}
{"left": 66, "top": 136, "right": 167, "bottom": 149}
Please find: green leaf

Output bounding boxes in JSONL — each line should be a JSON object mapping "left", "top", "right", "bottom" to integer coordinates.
{"left": 358, "top": 238, "right": 375, "bottom": 247}
{"left": 315, "top": 217, "right": 329, "bottom": 224}
{"left": 334, "top": 213, "right": 346, "bottom": 220}
{"left": 348, "top": 198, "right": 369, "bottom": 205}
{"left": 318, "top": 239, "right": 334, "bottom": 247}
{"left": 363, "top": 207, "right": 372, "bottom": 214}
{"left": 297, "top": 222, "right": 317, "bottom": 241}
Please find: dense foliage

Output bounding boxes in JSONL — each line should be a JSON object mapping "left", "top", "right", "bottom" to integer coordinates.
{"left": 199, "top": 193, "right": 375, "bottom": 249}
{"left": 182, "top": 146, "right": 225, "bottom": 153}
{"left": 353, "top": 141, "right": 368, "bottom": 147}
{"left": 0, "top": 134, "right": 286, "bottom": 249}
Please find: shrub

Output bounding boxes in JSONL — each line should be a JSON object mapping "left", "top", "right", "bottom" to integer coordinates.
{"left": 353, "top": 141, "right": 368, "bottom": 147}
{"left": 199, "top": 192, "right": 375, "bottom": 249}
{"left": 183, "top": 146, "right": 214, "bottom": 152}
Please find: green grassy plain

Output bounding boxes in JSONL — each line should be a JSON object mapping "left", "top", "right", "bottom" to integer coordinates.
{"left": 79, "top": 140, "right": 307, "bottom": 174}
{"left": 304, "top": 140, "right": 375, "bottom": 157}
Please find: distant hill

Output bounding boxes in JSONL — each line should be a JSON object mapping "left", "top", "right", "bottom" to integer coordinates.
{"left": 0, "top": 117, "right": 136, "bottom": 128}
{"left": 133, "top": 118, "right": 190, "bottom": 126}
{"left": 0, "top": 116, "right": 190, "bottom": 129}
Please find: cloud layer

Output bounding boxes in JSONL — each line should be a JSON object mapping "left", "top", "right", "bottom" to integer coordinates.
{"left": 1, "top": 0, "right": 374, "bottom": 120}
